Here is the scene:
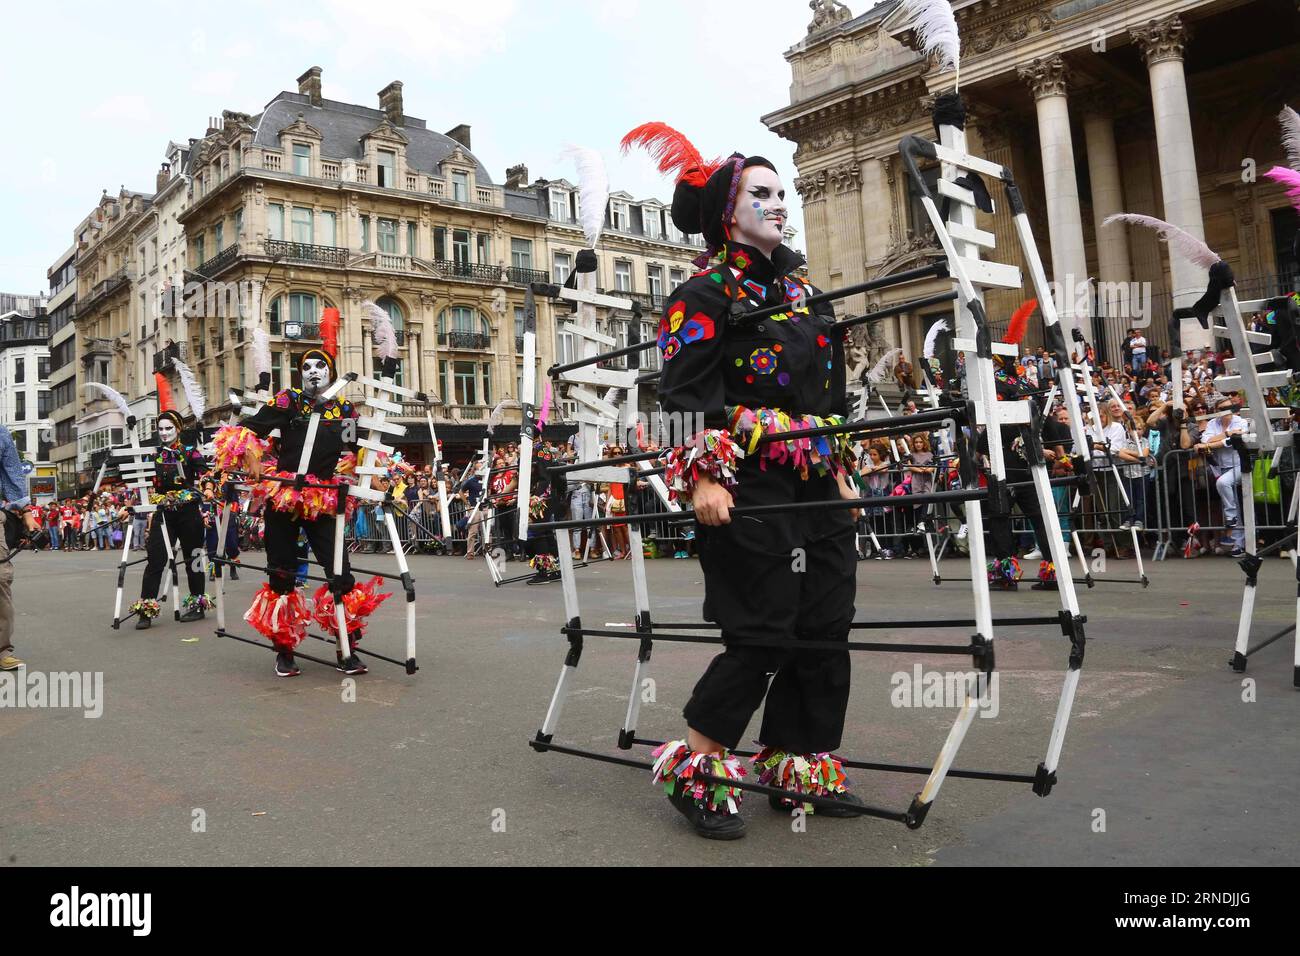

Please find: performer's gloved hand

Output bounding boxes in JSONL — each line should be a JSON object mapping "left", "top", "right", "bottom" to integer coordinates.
{"left": 692, "top": 475, "right": 733, "bottom": 527}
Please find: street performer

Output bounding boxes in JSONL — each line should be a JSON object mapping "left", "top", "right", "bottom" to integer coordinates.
{"left": 624, "top": 122, "right": 864, "bottom": 840}
{"left": 213, "top": 308, "right": 373, "bottom": 678}
{"left": 132, "top": 373, "right": 212, "bottom": 630}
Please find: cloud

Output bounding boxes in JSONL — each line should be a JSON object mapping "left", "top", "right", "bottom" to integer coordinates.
{"left": 191, "top": 70, "right": 239, "bottom": 97}
{"left": 89, "top": 94, "right": 153, "bottom": 124}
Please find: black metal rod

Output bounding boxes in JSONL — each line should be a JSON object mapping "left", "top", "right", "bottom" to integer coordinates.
{"left": 533, "top": 486, "right": 987, "bottom": 532}
{"left": 214, "top": 627, "right": 340, "bottom": 669}
{"left": 548, "top": 339, "right": 658, "bottom": 377}
{"left": 1245, "top": 623, "right": 1296, "bottom": 657}
{"left": 549, "top": 450, "right": 661, "bottom": 474}
{"left": 212, "top": 553, "right": 405, "bottom": 585}
{"left": 629, "top": 615, "right": 1063, "bottom": 631}
{"left": 745, "top": 261, "right": 950, "bottom": 322}
{"left": 757, "top": 407, "right": 961, "bottom": 445}
{"left": 563, "top": 626, "right": 981, "bottom": 655}
{"left": 305, "top": 631, "right": 408, "bottom": 668}
{"left": 836, "top": 291, "right": 961, "bottom": 330}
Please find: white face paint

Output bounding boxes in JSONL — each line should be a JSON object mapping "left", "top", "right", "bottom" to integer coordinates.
{"left": 301, "top": 357, "right": 332, "bottom": 396}
{"left": 157, "top": 418, "right": 178, "bottom": 445}
{"left": 729, "top": 165, "right": 787, "bottom": 258}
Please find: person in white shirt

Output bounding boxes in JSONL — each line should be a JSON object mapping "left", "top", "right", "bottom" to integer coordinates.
{"left": 1195, "top": 399, "right": 1249, "bottom": 553}
{"left": 1130, "top": 332, "right": 1147, "bottom": 372}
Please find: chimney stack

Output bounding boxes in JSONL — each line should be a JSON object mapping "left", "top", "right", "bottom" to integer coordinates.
{"left": 157, "top": 162, "right": 171, "bottom": 192}
{"left": 298, "top": 66, "right": 323, "bottom": 106}
{"left": 445, "top": 124, "right": 472, "bottom": 150}
{"left": 379, "top": 80, "right": 404, "bottom": 126}
{"left": 505, "top": 164, "right": 529, "bottom": 189}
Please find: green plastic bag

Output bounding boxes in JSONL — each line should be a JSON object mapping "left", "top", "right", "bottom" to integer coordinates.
{"left": 1253, "top": 458, "right": 1281, "bottom": 505}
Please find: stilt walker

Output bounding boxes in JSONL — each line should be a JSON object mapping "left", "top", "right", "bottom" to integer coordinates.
{"left": 133, "top": 371, "right": 212, "bottom": 630}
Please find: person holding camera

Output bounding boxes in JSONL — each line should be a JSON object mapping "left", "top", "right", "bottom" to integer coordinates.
{"left": 0, "top": 424, "right": 41, "bottom": 670}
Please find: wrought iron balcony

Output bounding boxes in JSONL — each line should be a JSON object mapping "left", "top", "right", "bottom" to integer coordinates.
{"left": 439, "top": 331, "right": 491, "bottom": 350}
{"left": 265, "top": 239, "right": 350, "bottom": 267}
{"left": 269, "top": 318, "right": 320, "bottom": 339}
{"left": 430, "top": 260, "right": 548, "bottom": 287}
{"left": 197, "top": 245, "right": 239, "bottom": 277}
{"left": 152, "top": 340, "right": 186, "bottom": 373}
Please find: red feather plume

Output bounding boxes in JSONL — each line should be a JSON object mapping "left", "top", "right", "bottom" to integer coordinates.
{"left": 620, "top": 122, "right": 724, "bottom": 188}
{"left": 155, "top": 371, "right": 175, "bottom": 412}
{"left": 1003, "top": 298, "right": 1037, "bottom": 346}
{"left": 320, "top": 307, "right": 340, "bottom": 360}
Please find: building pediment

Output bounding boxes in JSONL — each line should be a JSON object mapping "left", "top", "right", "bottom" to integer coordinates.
{"left": 279, "top": 112, "right": 322, "bottom": 140}
{"left": 362, "top": 118, "right": 410, "bottom": 146}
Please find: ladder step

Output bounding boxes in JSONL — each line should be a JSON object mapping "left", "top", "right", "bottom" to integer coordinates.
{"left": 352, "top": 465, "right": 390, "bottom": 476}
{"left": 357, "top": 437, "right": 395, "bottom": 455}
{"left": 357, "top": 416, "right": 408, "bottom": 436}
{"left": 346, "top": 484, "right": 388, "bottom": 503}
{"left": 957, "top": 258, "right": 1022, "bottom": 290}
{"left": 1213, "top": 326, "right": 1272, "bottom": 345}
{"left": 937, "top": 178, "right": 975, "bottom": 206}
{"left": 113, "top": 447, "right": 156, "bottom": 457}
{"left": 933, "top": 144, "right": 1006, "bottom": 181}
{"left": 354, "top": 375, "right": 417, "bottom": 398}
{"left": 558, "top": 321, "right": 616, "bottom": 347}
{"left": 1224, "top": 351, "right": 1282, "bottom": 373}
{"left": 1215, "top": 371, "right": 1292, "bottom": 391}
{"left": 947, "top": 221, "right": 996, "bottom": 250}
{"left": 1238, "top": 406, "right": 1292, "bottom": 419}
{"left": 555, "top": 287, "right": 635, "bottom": 311}
{"left": 364, "top": 396, "right": 405, "bottom": 414}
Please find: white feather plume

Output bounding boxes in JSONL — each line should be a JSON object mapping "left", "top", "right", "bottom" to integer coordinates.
{"left": 485, "top": 399, "right": 515, "bottom": 437}
{"left": 251, "top": 327, "right": 272, "bottom": 380}
{"left": 85, "top": 382, "right": 132, "bottom": 422}
{"left": 865, "top": 347, "right": 904, "bottom": 384}
{"left": 363, "top": 300, "right": 399, "bottom": 361}
{"left": 171, "top": 357, "right": 206, "bottom": 421}
{"left": 1102, "top": 213, "right": 1221, "bottom": 270}
{"left": 897, "top": 0, "right": 961, "bottom": 74}
{"left": 561, "top": 144, "right": 610, "bottom": 249}
{"left": 1279, "top": 106, "right": 1300, "bottom": 172}
{"left": 922, "top": 318, "right": 950, "bottom": 360}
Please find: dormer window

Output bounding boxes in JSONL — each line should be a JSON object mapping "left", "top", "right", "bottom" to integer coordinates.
{"left": 377, "top": 149, "right": 396, "bottom": 187}
{"left": 452, "top": 171, "right": 469, "bottom": 202}
{"left": 643, "top": 207, "right": 661, "bottom": 239}
{"left": 550, "top": 189, "right": 569, "bottom": 222}
{"left": 292, "top": 143, "right": 311, "bottom": 176}
{"left": 611, "top": 201, "right": 628, "bottom": 231}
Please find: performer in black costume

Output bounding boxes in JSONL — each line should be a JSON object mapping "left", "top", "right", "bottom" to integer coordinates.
{"left": 624, "top": 122, "right": 864, "bottom": 840}
{"left": 132, "top": 381, "right": 212, "bottom": 630}
{"left": 202, "top": 471, "right": 241, "bottom": 581}
{"left": 525, "top": 445, "right": 561, "bottom": 585}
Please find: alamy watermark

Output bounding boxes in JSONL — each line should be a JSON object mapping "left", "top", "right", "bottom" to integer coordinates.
{"left": 1046, "top": 275, "right": 1154, "bottom": 329}
{"left": 0, "top": 669, "right": 104, "bottom": 718}
{"left": 890, "top": 664, "right": 999, "bottom": 718}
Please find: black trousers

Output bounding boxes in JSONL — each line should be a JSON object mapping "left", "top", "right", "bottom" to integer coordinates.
{"left": 684, "top": 459, "right": 856, "bottom": 754}
{"left": 205, "top": 506, "right": 241, "bottom": 562}
{"left": 987, "top": 468, "right": 1052, "bottom": 560}
{"left": 263, "top": 508, "right": 354, "bottom": 596}
{"left": 141, "top": 502, "right": 206, "bottom": 600}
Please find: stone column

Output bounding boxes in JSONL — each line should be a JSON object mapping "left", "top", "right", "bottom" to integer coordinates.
{"left": 1131, "top": 14, "right": 1207, "bottom": 314}
{"left": 1079, "top": 92, "right": 1132, "bottom": 357}
{"left": 1018, "top": 54, "right": 1092, "bottom": 340}
{"left": 828, "top": 161, "right": 867, "bottom": 315}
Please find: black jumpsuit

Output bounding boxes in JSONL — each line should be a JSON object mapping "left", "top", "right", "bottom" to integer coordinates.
{"left": 984, "top": 363, "right": 1052, "bottom": 563}
{"left": 658, "top": 241, "right": 856, "bottom": 755}
{"left": 140, "top": 435, "right": 208, "bottom": 602}
{"left": 242, "top": 388, "right": 359, "bottom": 597}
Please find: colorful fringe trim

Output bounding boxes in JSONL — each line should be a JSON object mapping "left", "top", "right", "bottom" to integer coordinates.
{"left": 149, "top": 489, "right": 200, "bottom": 508}
{"left": 753, "top": 748, "right": 849, "bottom": 813}
{"left": 651, "top": 739, "right": 746, "bottom": 815}
{"left": 244, "top": 584, "right": 310, "bottom": 649}
{"left": 250, "top": 470, "right": 355, "bottom": 521}
{"left": 530, "top": 553, "right": 558, "bottom": 574}
{"left": 311, "top": 577, "right": 392, "bottom": 639}
{"left": 728, "top": 405, "right": 856, "bottom": 480}
{"left": 212, "top": 425, "right": 268, "bottom": 474}
{"left": 528, "top": 493, "right": 549, "bottom": 520}
{"left": 987, "top": 557, "right": 1022, "bottom": 584}
{"left": 182, "top": 593, "right": 215, "bottom": 611}
{"left": 1037, "top": 560, "right": 1056, "bottom": 583}
{"left": 129, "top": 599, "right": 161, "bottom": 620}
{"left": 660, "top": 429, "right": 741, "bottom": 504}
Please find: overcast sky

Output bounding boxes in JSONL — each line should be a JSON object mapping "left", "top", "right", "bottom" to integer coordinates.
{"left": 0, "top": 0, "right": 831, "bottom": 292}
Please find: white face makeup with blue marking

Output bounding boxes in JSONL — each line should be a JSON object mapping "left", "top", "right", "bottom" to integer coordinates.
{"left": 729, "top": 165, "right": 787, "bottom": 257}
{"left": 301, "top": 357, "right": 332, "bottom": 396}
{"left": 157, "top": 418, "right": 178, "bottom": 445}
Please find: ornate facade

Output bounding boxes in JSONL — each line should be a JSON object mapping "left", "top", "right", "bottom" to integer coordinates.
{"left": 766, "top": 0, "right": 1300, "bottom": 369}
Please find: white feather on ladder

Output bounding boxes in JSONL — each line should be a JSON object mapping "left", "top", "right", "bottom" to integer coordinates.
{"left": 363, "top": 300, "right": 400, "bottom": 361}
{"left": 865, "top": 347, "right": 904, "bottom": 384}
{"left": 250, "top": 327, "right": 272, "bottom": 381}
{"left": 171, "top": 357, "right": 206, "bottom": 421}
{"left": 1279, "top": 106, "right": 1300, "bottom": 172}
{"left": 1102, "top": 213, "right": 1221, "bottom": 270}
{"left": 561, "top": 145, "right": 610, "bottom": 249}
{"left": 85, "top": 382, "right": 133, "bottom": 423}
{"left": 896, "top": 0, "right": 961, "bottom": 86}
{"left": 922, "top": 318, "right": 949, "bottom": 360}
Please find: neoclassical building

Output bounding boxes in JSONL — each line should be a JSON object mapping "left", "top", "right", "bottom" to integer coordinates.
{"left": 764, "top": 0, "right": 1300, "bottom": 370}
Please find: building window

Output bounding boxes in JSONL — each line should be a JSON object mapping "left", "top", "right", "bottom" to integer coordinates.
{"left": 15, "top": 393, "right": 25, "bottom": 420}
{"left": 670, "top": 267, "right": 685, "bottom": 289}
{"left": 215, "top": 222, "right": 224, "bottom": 252}
{"left": 434, "top": 227, "right": 446, "bottom": 260}
{"left": 377, "top": 149, "right": 395, "bottom": 188}
{"left": 554, "top": 252, "right": 572, "bottom": 284}
{"left": 293, "top": 143, "right": 311, "bottom": 177}
{"left": 550, "top": 189, "right": 568, "bottom": 222}
{"left": 319, "top": 211, "right": 336, "bottom": 247}
{"left": 611, "top": 201, "right": 628, "bottom": 231}
{"left": 290, "top": 207, "right": 312, "bottom": 245}
{"left": 452, "top": 171, "right": 469, "bottom": 202}
{"left": 234, "top": 207, "right": 243, "bottom": 239}
{"left": 476, "top": 233, "right": 491, "bottom": 265}
{"left": 12, "top": 429, "right": 24, "bottom": 453}
{"left": 511, "top": 238, "right": 533, "bottom": 270}
{"left": 453, "top": 229, "right": 470, "bottom": 265}
{"left": 360, "top": 216, "right": 370, "bottom": 252}
{"left": 614, "top": 261, "right": 631, "bottom": 292}
{"left": 14, "top": 358, "right": 23, "bottom": 384}
{"left": 376, "top": 297, "right": 405, "bottom": 387}
{"left": 407, "top": 221, "right": 417, "bottom": 257}
{"left": 514, "top": 306, "right": 525, "bottom": 345}
{"left": 439, "top": 306, "right": 488, "bottom": 336}
{"left": 481, "top": 363, "right": 492, "bottom": 406}
{"left": 268, "top": 204, "right": 284, "bottom": 241}
{"left": 453, "top": 361, "right": 477, "bottom": 405}
{"left": 647, "top": 265, "right": 663, "bottom": 304}
{"left": 439, "top": 360, "right": 448, "bottom": 401}
{"left": 378, "top": 218, "right": 398, "bottom": 254}
{"left": 193, "top": 236, "right": 205, "bottom": 268}
{"left": 271, "top": 352, "right": 283, "bottom": 391}
{"left": 642, "top": 207, "right": 661, "bottom": 239}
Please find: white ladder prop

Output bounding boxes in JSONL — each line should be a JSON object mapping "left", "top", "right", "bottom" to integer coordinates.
{"left": 1213, "top": 288, "right": 1300, "bottom": 686}
{"left": 110, "top": 426, "right": 166, "bottom": 628}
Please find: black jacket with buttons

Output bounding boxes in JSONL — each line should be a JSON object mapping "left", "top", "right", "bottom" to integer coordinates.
{"left": 656, "top": 242, "right": 846, "bottom": 444}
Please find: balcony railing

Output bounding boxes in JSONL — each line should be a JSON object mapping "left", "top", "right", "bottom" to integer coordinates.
{"left": 439, "top": 330, "right": 491, "bottom": 350}
{"left": 198, "top": 244, "right": 239, "bottom": 277}
{"left": 265, "top": 239, "right": 350, "bottom": 267}
{"left": 429, "top": 260, "right": 548, "bottom": 287}
{"left": 269, "top": 319, "right": 321, "bottom": 339}
{"left": 80, "top": 267, "right": 130, "bottom": 311}
{"left": 152, "top": 341, "right": 186, "bottom": 373}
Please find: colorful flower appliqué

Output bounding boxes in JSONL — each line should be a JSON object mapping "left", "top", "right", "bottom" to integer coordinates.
{"left": 749, "top": 347, "right": 778, "bottom": 375}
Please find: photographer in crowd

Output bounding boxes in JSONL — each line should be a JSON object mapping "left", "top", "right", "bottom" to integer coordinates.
{"left": 0, "top": 424, "right": 41, "bottom": 670}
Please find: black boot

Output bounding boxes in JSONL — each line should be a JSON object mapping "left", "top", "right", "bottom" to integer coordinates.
{"left": 769, "top": 789, "right": 867, "bottom": 818}
{"left": 275, "top": 651, "right": 301, "bottom": 678}
{"left": 134, "top": 616, "right": 152, "bottom": 630}
{"left": 229, "top": 565, "right": 239, "bottom": 581}
{"left": 336, "top": 631, "right": 367, "bottom": 674}
{"left": 667, "top": 785, "right": 746, "bottom": 840}
{"left": 178, "top": 605, "right": 206, "bottom": 623}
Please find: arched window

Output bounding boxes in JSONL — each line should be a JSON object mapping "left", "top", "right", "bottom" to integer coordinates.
{"left": 437, "top": 306, "right": 490, "bottom": 351}
{"left": 267, "top": 292, "right": 322, "bottom": 337}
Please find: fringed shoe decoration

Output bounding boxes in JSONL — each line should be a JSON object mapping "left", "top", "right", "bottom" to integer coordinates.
{"left": 311, "top": 577, "right": 392, "bottom": 639}
{"left": 753, "top": 748, "right": 848, "bottom": 813}
{"left": 651, "top": 739, "right": 745, "bottom": 814}
{"left": 244, "top": 583, "right": 310, "bottom": 649}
